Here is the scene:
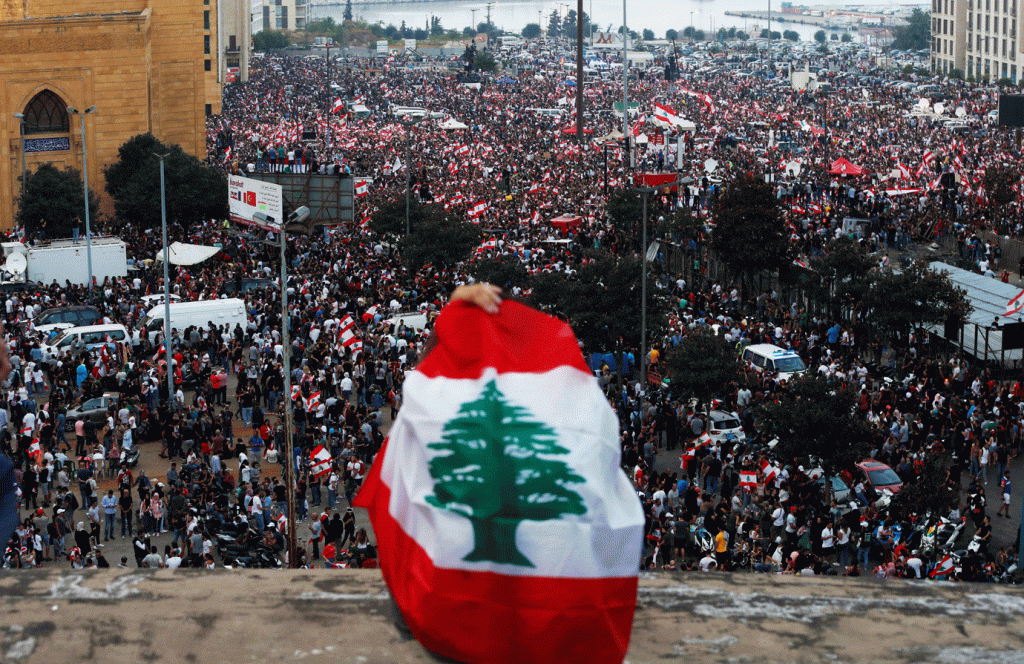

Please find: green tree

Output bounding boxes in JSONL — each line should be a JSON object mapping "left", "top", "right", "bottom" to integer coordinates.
{"left": 983, "top": 165, "right": 1020, "bottom": 205}
{"left": 642, "top": 29, "right": 655, "bottom": 41}
{"left": 809, "top": 236, "right": 875, "bottom": 322}
{"left": 472, "top": 50, "right": 497, "bottom": 73}
{"left": 522, "top": 23, "right": 542, "bottom": 39}
{"left": 891, "top": 453, "right": 958, "bottom": 520}
{"left": 471, "top": 256, "right": 530, "bottom": 290}
{"left": 426, "top": 381, "right": 586, "bottom": 567}
{"left": 547, "top": 11, "right": 561, "bottom": 37}
{"left": 253, "top": 30, "right": 290, "bottom": 50}
{"left": 759, "top": 374, "right": 872, "bottom": 498}
{"left": 814, "top": 29, "right": 827, "bottom": 44}
{"left": 841, "top": 32, "right": 852, "bottom": 43}
{"left": 666, "top": 29, "right": 678, "bottom": 40}
{"left": 528, "top": 251, "right": 667, "bottom": 355}
{"left": 862, "top": 262, "right": 972, "bottom": 341}
{"left": 891, "top": 8, "right": 929, "bottom": 51}
{"left": 399, "top": 209, "right": 482, "bottom": 272}
{"left": 368, "top": 198, "right": 432, "bottom": 238}
{"left": 16, "top": 163, "right": 98, "bottom": 240}
{"left": 664, "top": 327, "right": 741, "bottom": 407}
{"left": 104, "top": 133, "right": 228, "bottom": 231}
{"left": 711, "top": 173, "right": 792, "bottom": 303}
{"left": 736, "top": 30, "right": 750, "bottom": 41}
{"left": 950, "top": 68, "right": 964, "bottom": 80}
{"left": 344, "top": 0, "right": 353, "bottom": 21}
{"left": 783, "top": 30, "right": 800, "bottom": 42}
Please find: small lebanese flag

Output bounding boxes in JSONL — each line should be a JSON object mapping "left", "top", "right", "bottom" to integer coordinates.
{"left": 455, "top": 144, "right": 470, "bottom": 156}
{"left": 696, "top": 432, "right": 713, "bottom": 446}
{"left": 354, "top": 300, "right": 644, "bottom": 664}
{"left": 338, "top": 314, "right": 356, "bottom": 334}
{"left": 310, "top": 444, "right": 333, "bottom": 479}
{"left": 331, "top": 97, "right": 345, "bottom": 113}
{"left": 355, "top": 180, "right": 369, "bottom": 197}
{"left": 306, "top": 390, "right": 322, "bottom": 413}
{"left": 1005, "top": 289, "right": 1024, "bottom": 317}
{"left": 28, "top": 440, "right": 42, "bottom": 465}
{"left": 761, "top": 459, "right": 778, "bottom": 484}
{"left": 739, "top": 470, "right": 757, "bottom": 489}
{"left": 468, "top": 201, "right": 488, "bottom": 219}
{"left": 929, "top": 554, "right": 955, "bottom": 578}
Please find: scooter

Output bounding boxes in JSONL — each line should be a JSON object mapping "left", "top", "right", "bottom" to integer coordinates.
{"left": 120, "top": 445, "right": 140, "bottom": 469}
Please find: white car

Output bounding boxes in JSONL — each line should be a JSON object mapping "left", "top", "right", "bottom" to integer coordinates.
{"left": 707, "top": 410, "right": 746, "bottom": 446}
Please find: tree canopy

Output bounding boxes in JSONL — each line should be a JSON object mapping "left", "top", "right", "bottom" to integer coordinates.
{"left": 253, "top": 30, "right": 290, "bottom": 50}
{"left": 16, "top": 163, "right": 99, "bottom": 239}
{"left": 862, "top": 262, "right": 972, "bottom": 340}
{"left": 103, "top": 134, "right": 228, "bottom": 231}
{"left": 399, "top": 207, "right": 482, "bottom": 272}
{"left": 528, "top": 251, "right": 666, "bottom": 353}
{"left": 711, "top": 173, "right": 792, "bottom": 293}
{"left": 891, "top": 9, "right": 929, "bottom": 51}
{"left": 664, "top": 327, "right": 741, "bottom": 407}
{"left": 759, "top": 374, "right": 872, "bottom": 484}
{"left": 809, "top": 236, "right": 875, "bottom": 322}
{"left": 471, "top": 256, "right": 530, "bottom": 291}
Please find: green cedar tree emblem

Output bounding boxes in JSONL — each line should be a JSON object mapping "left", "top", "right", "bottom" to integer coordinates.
{"left": 425, "top": 380, "right": 586, "bottom": 567}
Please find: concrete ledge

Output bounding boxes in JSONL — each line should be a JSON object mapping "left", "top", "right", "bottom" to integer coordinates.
{"left": 2, "top": 570, "right": 1024, "bottom": 663}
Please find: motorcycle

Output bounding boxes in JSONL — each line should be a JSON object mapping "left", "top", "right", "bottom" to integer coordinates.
{"left": 120, "top": 445, "right": 140, "bottom": 469}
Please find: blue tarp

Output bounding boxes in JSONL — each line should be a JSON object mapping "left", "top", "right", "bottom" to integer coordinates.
{"left": 589, "top": 353, "right": 617, "bottom": 374}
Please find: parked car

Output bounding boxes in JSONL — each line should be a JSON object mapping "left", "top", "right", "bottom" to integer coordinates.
{"left": 707, "top": 410, "right": 746, "bottom": 446}
{"left": 65, "top": 392, "right": 120, "bottom": 431}
{"left": 854, "top": 460, "right": 904, "bottom": 495}
{"left": 30, "top": 305, "right": 101, "bottom": 336}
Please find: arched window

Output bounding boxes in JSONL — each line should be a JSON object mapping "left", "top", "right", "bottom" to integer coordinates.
{"left": 22, "top": 90, "right": 69, "bottom": 135}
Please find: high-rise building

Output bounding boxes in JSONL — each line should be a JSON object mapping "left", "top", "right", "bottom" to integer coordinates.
{"left": 931, "top": 0, "right": 1021, "bottom": 82}
{"left": 0, "top": 0, "right": 247, "bottom": 229}
{"left": 262, "top": 0, "right": 307, "bottom": 32}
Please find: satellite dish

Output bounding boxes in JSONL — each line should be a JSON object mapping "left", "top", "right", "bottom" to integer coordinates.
{"left": 5, "top": 252, "right": 26, "bottom": 275}
{"left": 862, "top": 88, "right": 870, "bottom": 100}
{"left": 786, "top": 160, "right": 802, "bottom": 177}
{"left": 704, "top": 158, "right": 718, "bottom": 174}
{"left": 917, "top": 98, "right": 930, "bottom": 110}
{"left": 955, "top": 106, "right": 967, "bottom": 118}
{"left": 933, "top": 102, "right": 945, "bottom": 116}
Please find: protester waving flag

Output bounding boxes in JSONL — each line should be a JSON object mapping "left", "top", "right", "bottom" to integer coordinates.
{"left": 355, "top": 293, "right": 644, "bottom": 664}
{"left": 310, "top": 444, "right": 333, "bottom": 479}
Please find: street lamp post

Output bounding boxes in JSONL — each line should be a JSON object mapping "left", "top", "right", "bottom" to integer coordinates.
{"left": 471, "top": 8, "right": 478, "bottom": 33}
{"left": 67, "top": 105, "right": 96, "bottom": 294}
{"left": 632, "top": 179, "right": 677, "bottom": 392}
{"left": 398, "top": 116, "right": 423, "bottom": 235}
{"left": 12, "top": 114, "right": 26, "bottom": 204}
{"left": 156, "top": 153, "right": 176, "bottom": 412}
{"left": 258, "top": 206, "right": 310, "bottom": 568}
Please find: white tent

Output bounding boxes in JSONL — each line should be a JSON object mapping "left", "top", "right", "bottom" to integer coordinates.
{"left": 155, "top": 242, "right": 220, "bottom": 266}
{"left": 440, "top": 117, "right": 468, "bottom": 130}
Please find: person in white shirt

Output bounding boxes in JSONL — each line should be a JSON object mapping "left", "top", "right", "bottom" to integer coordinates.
{"left": 699, "top": 554, "right": 718, "bottom": 571}
{"left": 820, "top": 522, "right": 835, "bottom": 562}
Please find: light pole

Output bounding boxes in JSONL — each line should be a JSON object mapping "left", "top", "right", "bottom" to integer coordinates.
{"left": 471, "top": 8, "right": 478, "bottom": 33}
{"left": 632, "top": 179, "right": 677, "bottom": 392}
{"left": 398, "top": 116, "right": 423, "bottom": 235}
{"left": 156, "top": 152, "right": 176, "bottom": 412}
{"left": 258, "top": 205, "right": 310, "bottom": 568}
{"left": 12, "top": 113, "right": 26, "bottom": 204}
{"left": 690, "top": 12, "right": 694, "bottom": 42}
{"left": 67, "top": 105, "right": 96, "bottom": 294}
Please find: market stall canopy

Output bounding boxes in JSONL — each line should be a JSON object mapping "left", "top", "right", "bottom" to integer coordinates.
{"left": 440, "top": 118, "right": 468, "bottom": 130}
{"left": 155, "top": 242, "right": 220, "bottom": 266}
{"left": 561, "top": 125, "right": 594, "bottom": 134}
{"left": 596, "top": 129, "right": 625, "bottom": 142}
{"left": 828, "top": 158, "right": 866, "bottom": 176}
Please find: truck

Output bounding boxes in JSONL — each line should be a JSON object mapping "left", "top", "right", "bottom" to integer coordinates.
{"left": 16, "top": 237, "right": 128, "bottom": 287}
{"left": 498, "top": 35, "right": 525, "bottom": 49}
{"left": 135, "top": 298, "right": 248, "bottom": 345}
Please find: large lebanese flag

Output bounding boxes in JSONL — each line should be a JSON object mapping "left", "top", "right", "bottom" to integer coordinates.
{"left": 354, "top": 300, "right": 643, "bottom": 664}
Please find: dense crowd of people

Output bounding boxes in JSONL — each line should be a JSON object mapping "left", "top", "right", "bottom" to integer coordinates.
{"left": 3, "top": 42, "right": 1024, "bottom": 579}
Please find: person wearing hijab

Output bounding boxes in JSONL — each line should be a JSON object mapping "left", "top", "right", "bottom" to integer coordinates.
{"left": 74, "top": 522, "right": 92, "bottom": 558}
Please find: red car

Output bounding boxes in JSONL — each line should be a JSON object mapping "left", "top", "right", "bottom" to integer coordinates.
{"left": 854, "top": 460, "right": 904, "bottom": 495}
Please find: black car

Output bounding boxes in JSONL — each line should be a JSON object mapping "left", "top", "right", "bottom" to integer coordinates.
{"left": 222, "top": 277, "right": 276, "bottom": 295}
{"left": 30, "top": 305, "right": 101, "bottom": 334}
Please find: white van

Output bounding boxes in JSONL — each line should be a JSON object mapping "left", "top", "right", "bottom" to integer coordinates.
{"left": 135, "top": 298, "right": 247, "bottom": 345}
{"left": 41, "top": 324, "right": 131, "bottom": 364}
{"left": 741, "top": 343, "right": 808, "bottom": 381}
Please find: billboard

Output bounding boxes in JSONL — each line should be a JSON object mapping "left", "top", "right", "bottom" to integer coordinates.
{"left": 228, "top": 175, "right": 283, "bottom": 230}
{"left": 591, "top": 32, "right": 623, "bottom": 49}
{"left": 404, "top": 38, "right": 417, "bottom": 51}
{"left": 376, "top": 40, "right": 389, "bottom": 55}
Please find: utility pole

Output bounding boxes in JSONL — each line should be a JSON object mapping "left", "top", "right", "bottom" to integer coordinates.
{"left": 575, "top": 0, "right": 584, "bottom": 145}
{"left": 156, "top": 152, "right": 175, "bottom": 413}
{"left": 485, "top": 3, "right": 492, "bottom": 48}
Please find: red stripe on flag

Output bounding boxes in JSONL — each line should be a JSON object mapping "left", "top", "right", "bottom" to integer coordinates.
{"left": 353, "top": 437, "right": 638, "bottom": 664}
{"left": 415, "top": 301, "right": 591, "bottom": 379}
